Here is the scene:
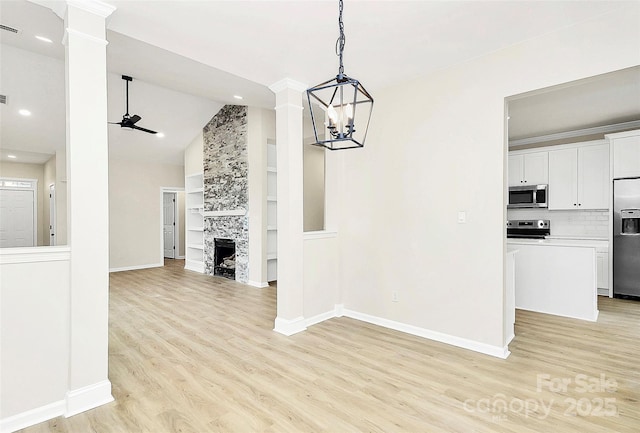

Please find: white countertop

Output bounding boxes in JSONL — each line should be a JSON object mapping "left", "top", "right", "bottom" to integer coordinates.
{"left": 507, "top": 237, "right": 608, "bottom": 249}
{"left": 545, "top": 235, "right": 608, "bottom": 241}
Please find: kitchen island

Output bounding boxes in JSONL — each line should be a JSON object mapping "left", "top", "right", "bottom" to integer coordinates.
{"left": 507, "top": 238, "right": 606, "bottom": 321}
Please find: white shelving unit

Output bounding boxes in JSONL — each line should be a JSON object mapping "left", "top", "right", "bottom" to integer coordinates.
{"left": 185, "top": 172, "right": 205, "bottom": 273}
{"left": 267, "top": 141, "right": 277, "bottom": 282}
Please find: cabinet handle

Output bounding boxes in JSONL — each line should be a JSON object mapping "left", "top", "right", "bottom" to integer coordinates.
{"left": 574, "top": 203, "right": 577, "bottom": 206}
{"left": 578, "top": 203, "right": 582, "bottom": 206}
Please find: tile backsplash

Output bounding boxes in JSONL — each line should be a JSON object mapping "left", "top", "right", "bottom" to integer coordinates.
{"left": 507, "top": 209, "right": 609, "bottom": 238}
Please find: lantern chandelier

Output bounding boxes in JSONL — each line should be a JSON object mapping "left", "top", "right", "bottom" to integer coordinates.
{"left": 306, "top": 0, "right": 374, "bottom": 150}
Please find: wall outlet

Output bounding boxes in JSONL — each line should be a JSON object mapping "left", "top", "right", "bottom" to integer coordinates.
{"left": 457, "top": 211, "right": 466, "bottom": 224}
{"left": 392, "top": 291, "right": 399, "bottom": 302}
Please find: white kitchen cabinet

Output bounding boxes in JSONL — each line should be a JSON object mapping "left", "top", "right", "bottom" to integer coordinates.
{"left": 508, "top": 152, "right": 548, "bottom": 186}
{"left": 609, "top": 130, "right": 640, "bottom": 178}
{"left": 548, "top": 142, "right": 609, "bottom": 210}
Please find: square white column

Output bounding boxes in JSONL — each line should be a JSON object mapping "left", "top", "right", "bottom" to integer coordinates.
{"left": 63, "top": 0, "right": 115, "bottom": 417}
{"left": 269, "top": 79, "right": 307, "bottom": 336}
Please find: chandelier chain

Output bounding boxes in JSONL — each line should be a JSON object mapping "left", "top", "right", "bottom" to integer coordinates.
{"left": 336, "top": 0, "right": 345, "bottom": 76}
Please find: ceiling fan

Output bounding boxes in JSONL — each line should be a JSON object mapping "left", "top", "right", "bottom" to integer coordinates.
{"left": 109, "top": 75, "right": 158, "bottom": 134}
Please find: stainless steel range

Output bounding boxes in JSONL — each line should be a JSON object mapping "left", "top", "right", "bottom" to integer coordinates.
{"left": 507, "top": 220, "right": 550, "bottom": 239}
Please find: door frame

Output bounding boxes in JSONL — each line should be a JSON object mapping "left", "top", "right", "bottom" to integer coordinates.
{"left": 49, "top": 183, "right": 56, "bottom": 246}
{"left": 159, "top": 187, "right": 184, "bottom": 263}
{"left": 0, "top": 177, "right": 38, "bottom": 247}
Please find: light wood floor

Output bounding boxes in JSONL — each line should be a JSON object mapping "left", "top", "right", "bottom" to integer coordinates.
{"left": 20, "top": 259, "right": 640, "bottom": 432}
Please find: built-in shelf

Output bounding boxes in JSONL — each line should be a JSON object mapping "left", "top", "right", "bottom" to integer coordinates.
{"left": 185, "top": 172, "right": 205, "bottom": 273}
{"left": 267, "top": 141, "right": 277, "bottom": 282}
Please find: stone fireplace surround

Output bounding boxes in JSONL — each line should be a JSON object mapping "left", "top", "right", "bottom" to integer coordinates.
{"left": 202, "top": 105, "right": 249, "bottom": 283}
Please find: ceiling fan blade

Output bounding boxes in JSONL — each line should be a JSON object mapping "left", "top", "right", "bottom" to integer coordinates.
{"left": 129, "top": 114, "right": 141, "bottom": 125}
{"left": 109, "top": 121, "right": 124, "bottom": 125}
{"left": 129, "top": 124, "right": 158, "bottom": 134}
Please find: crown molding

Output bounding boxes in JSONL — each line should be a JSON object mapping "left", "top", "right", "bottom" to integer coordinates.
{"left": 509, "top": 120, "right": 640, "bottom": 148}
{"left": 27, "top": 0, "right": 116, "bottom": 20}
{"left": 269, "top": 78, "right": 308, "bottom": 94}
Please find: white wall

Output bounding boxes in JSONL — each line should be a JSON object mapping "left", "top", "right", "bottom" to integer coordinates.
{"left": 109, "top": 158, "right": 184, "bottom": 270}
{"left": 55, "top": 149, "right": 67, "bottom": 245}
{"left": 337, "top": 4, "right": 640, "bottom": 353}
{"left": 303, "top": 234, "right": 339, "bottom": 320}
{"left": 0, "top": 248, "right": 70, "bottom": 424}
{"left": 177, "top": 191, "right": 185, "bottom": 257}
{"left": 184, "top": 132, "right": 203, "bottom": 176}
{"left": 0, "top": 161, "right": 46, "bottom": 246}
{"left": 247, "top": 107, "right": 276, "bottom": 287}
{"left": 303, "top": 144, "right": 325, "bottom": 232}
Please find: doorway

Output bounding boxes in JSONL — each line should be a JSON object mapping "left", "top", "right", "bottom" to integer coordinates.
{"left": 160, "top": 187, "right": 185, "bottom": 264}
{"left": 0, "top": 178, "right": 38, "bottom": 248}
{"left": 49, "top": 184, "right": 56, "bottom": 246}
{"left": 163, "top": 192, "right": 177, "bottom": 259}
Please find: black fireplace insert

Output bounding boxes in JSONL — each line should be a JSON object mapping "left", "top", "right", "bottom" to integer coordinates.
{"left": 214, "top": 238, "right": 235, "bottom": 280}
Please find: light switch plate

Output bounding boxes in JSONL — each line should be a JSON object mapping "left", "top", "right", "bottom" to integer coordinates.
{"left": 458, "top": 211, "right": 466, "bottom": 224}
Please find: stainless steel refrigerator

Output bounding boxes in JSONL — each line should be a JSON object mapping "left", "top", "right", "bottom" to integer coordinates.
{"left": 613, "top": 178, "right": 640, "bottom": 298}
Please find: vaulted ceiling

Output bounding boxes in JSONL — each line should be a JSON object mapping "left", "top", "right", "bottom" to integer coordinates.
{"left": 1, "top": 0, "right": 638, "bottom": 165}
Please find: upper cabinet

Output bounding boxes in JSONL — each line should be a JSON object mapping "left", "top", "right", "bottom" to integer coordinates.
{"left": 609, "top": 130, "right": 640, "bottom": 179}
{"left": 548, "top": 142, "right": 609, "bottom": 210}
{"left": 508, "top": 151, "right": 549, "bottom": 186}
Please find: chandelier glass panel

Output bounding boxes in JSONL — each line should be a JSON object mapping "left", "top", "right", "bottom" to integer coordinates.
{"left": 306, "top": 0, "right": 373, "bottom": 150}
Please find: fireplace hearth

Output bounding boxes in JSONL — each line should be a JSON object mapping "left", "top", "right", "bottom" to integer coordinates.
{"left": 214, "top": 238, "right": 236, "bottom": 280}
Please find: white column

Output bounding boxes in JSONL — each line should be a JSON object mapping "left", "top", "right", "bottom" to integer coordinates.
{"left": 63, "top": 0, "right": 115, "bottom": 417}
{"left": 269, "top": 78, "right": 307, "bottom": 335}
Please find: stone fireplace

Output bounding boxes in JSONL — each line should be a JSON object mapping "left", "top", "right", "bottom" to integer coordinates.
{"left": 202, "top": 105, "right": 249, "bottom": 283}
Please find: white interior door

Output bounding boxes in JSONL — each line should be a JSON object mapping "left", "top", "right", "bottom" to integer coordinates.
{"left": 163, "top": 192, "right": 176, "bottom": 259}
{"left": 0, "top": 189, "right": 35, "bottom": 247}
{"left": 49, "top": 184, "right": 56, "bottom": 246}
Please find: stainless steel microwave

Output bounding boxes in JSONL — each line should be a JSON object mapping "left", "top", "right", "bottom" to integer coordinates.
{"left": 508, "top": 184, "right": 548, "bottom": 209}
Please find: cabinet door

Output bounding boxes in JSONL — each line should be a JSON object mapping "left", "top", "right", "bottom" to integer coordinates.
{"left": 612, "top": 135, "right": 640, "bottom": 178}
{"left": 578, "top": 144, "right": 609, "bottom": 210}
{"left": 523, "top": 152, "right": 549, "bottom": 185}
{"left": 508, "top": 154, "right": 524, "bottom": 186}
{"left": 548, "top": 148, "right": 578, "bottom": 210}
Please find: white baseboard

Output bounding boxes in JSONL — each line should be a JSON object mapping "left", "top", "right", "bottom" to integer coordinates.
{"left": 65, "top": 380, "right": 114, "bottom": 418}
{"left": 341, "top": 309, "right": 511, "bottom": 359}
{"left": 304, "top": 309, "right": 338, "bottom": 327}
{"left": 0, "top": 400, "right": 64, "bottom": 433}
{"left": 246, "top": 280, "right": 269, "bottom": 289}
{"left": 273, "top": 316, "right": 307, "bottom": 336}
{"left": 0, "top": 382, "right": 114, "bottom": 433}
{"left": 109, "top": 262, "right": 163, "bottom": 273}
{"left": 176, "top": 255, "right": 185, "bottom": 260}
{"left": 273, "top": 304, "right": 509, "bottom": 359}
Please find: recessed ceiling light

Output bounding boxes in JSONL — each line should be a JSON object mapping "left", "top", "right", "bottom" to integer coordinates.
{"left": 18, "top": 109, "right": 31, "bottom": 116}
{"left": 7, "top": 154, "right": 17, "bottom": 159}
{"left": 156, "top": 132, "right": 165, "bottom": 138}
{"left": 35, "top": 35, "right": 53, "bottom": 43}
{"left": 233, "top": 95, "right": 243, "bottom": 100}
